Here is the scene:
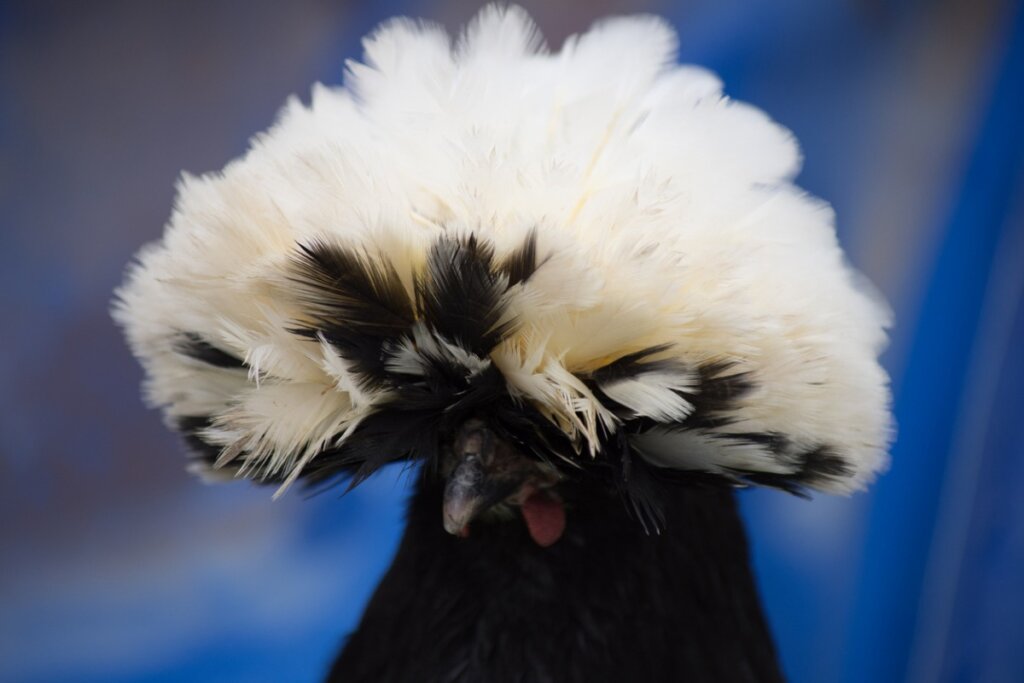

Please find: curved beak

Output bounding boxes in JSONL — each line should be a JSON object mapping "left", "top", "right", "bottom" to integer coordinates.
{"left": 442, "top": 419, "right": 527, "bottom": 536}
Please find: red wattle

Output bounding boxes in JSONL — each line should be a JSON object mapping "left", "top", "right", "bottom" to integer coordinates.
{"left": 521, "top": 492, "right": 566, "bottom": 547}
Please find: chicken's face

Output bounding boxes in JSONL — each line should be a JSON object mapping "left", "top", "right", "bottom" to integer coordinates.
{"left": 442, "top": 418, "right": 564, "bottom": 546}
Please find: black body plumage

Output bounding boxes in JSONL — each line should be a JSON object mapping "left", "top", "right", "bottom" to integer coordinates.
{"left": 330, "top": 472, "right": 783, "bottom": 682}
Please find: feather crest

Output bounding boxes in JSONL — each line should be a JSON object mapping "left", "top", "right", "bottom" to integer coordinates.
{"left": 114, "top": 4, "right": 892, "bottom": 501}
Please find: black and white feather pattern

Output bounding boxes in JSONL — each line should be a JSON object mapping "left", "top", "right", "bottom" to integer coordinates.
{"left": 114, "top": 5, "right": 893, "bottom": 518}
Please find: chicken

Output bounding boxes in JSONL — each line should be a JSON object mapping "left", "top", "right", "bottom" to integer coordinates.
{"left": 114, "top": 6, "right": 892, "bottom": 681}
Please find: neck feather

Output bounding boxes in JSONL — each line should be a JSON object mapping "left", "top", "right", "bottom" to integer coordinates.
{"left": 330, "top": 473, "right": 784, "bottom": 682}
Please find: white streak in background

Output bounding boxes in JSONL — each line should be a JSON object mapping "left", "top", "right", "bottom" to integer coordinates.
{"left": 907, "top": 194, "right": 1024, "bottom": 683}
{"left": 0, "top": 471, "right": 409, "bottom": 683}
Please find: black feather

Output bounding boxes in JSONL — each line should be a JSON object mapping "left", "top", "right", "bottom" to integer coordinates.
{"left": 499, "top": 227, "right": 539, "bottom": 286}
{"left": 607, "top": 429, "right": 667, "bottom": 534}
{"left": 742, "top": 445, "right": 852, "bottom": 493}
{"left": 684, "top": 361, "right": 756, "bottom": 429}
{"left": 589, "top": 343, "right": 680, "bottom": 384}
{"left": 298, "top": 364, "right": 511, "bottom": 489}
{"left": 418, "top": 234, "right": 514, "bottom": 356}
{"left": 288, "top": 240, "right": 415, "bottom": 389}
{"left": 799, "top": 446, "right": 853, "bottom": 482}
{"left": 329, "top": 471, "right": 784, "bottom": 682}
{"left": 174, "top": 332, "right": 246, "bottom": 369}
{"left": 176, "top": 415, "right": 221, "bottom": 463}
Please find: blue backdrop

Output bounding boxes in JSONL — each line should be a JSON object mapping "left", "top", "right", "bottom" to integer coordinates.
{"left": 1, "top": 1, "right": 1021, "bottom": 681}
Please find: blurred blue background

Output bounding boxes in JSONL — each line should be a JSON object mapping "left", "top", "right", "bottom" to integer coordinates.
{"left": 1, "top": 0, "right": 1022, "bottom": 681}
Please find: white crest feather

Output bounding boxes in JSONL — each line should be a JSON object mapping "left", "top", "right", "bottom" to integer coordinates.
{"left": 114, "top": 4, "right": 892, "bottom": 494}
{"left": 599, "top": 369, "right": 697, "bottom": 422}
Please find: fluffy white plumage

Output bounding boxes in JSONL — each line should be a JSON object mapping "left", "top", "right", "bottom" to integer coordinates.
{"left": 115, "top": 5, "right": 892, "bottom": 495}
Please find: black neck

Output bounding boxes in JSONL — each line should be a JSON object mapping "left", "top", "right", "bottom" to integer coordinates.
{"left": 330, "top": 473, "right": 784, "bottom": 682}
